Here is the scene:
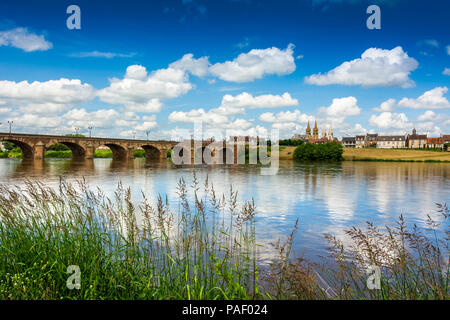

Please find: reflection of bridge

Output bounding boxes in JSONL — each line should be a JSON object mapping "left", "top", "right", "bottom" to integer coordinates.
{"left": 0, "top": 132, "right": 241, "bottom": 163}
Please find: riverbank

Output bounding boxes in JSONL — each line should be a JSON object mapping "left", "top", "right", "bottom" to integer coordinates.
{"left": 0, "top": 177, "right": 447, "bottom": 300}
{"left": 343, "top": 148, "right": 450, "bottom": 162}
{"left": 279, "top": 146, "right": 450, "bottom": 162}
{"left": 2, "top": 147, "right": 450, "bottom": 163}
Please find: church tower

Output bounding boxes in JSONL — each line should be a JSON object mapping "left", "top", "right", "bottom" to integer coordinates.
{"left": 313, "top": 120, "right": 319, "bottom": 139}
{"left": 322, "top": 124, "right": 327, "bottom": 139}
{"left": 305, "top": 121, "right": 311, "bottom": 139}
{"left": 328, "top": 124, "right": 333, "bottom": 141}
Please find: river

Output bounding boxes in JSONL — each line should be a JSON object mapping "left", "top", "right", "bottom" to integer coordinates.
{"left": 0, "top": 158, "right": 448, "bottom": 263}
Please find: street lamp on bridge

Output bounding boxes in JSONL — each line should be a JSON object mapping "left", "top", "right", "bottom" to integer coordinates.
{"left": 146, "top": 130, "right": 150, "bottom": 142}
{"left": 75, "top": 127, "right": 80, "bottom": 136}
{"left": 7, "top": 121, "right": 13, "bottom": 134}
{"left": 132, "top": 131, "right": 136, "bottom": 140}
{"left": 88, "top": 126, "right": 93, "bottom": 138}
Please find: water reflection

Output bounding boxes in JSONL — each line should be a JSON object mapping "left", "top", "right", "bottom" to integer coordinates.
{"left": 0, "top": 158, "right": 448, "bottom": 261}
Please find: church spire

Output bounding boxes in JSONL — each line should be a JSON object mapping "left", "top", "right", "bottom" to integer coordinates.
{"left": 313, "top": 120, "right": 319, "bottom": 139}
{"left": 328, "top": 123, "right": 333, "bottom": 141}
{"left": 306, "top": 121, "right": 311, "bottom": 139}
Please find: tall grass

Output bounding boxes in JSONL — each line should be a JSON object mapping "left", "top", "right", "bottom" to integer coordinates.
{"left": 0, "top": 175, "right": 259, "bottom": 299}
{"left": 0, "top": 176, "right": 448, "bottom": 300}
{"left": 266, "top": 209, "right": 449, "bottom": 300}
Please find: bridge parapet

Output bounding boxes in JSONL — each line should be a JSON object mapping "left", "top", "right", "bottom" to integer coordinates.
{"left": 0, "top": 132, "right": 178, "bottom": 161}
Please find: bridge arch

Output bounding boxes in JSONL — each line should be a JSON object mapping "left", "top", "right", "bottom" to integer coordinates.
{"left": 171, "top": 145, "right": 191, "bottom": 165}
{"left": 1, "top": 139, "right": 34, "bottom": 160}
{"left": 104, "top": 143, "right": 127, "bottom": 161}
{"left": 141, "top": 145, "right": 161, "bottom": 161}
{"left": 57, "top": 141, "right": 86, "bottom": 160}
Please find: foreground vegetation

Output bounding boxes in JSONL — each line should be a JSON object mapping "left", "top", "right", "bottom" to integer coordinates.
{"left": 0, "top": 176, "right": 447, "bottom": 300}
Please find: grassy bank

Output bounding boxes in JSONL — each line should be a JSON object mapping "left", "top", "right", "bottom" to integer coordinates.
{"left": 278, "top": 147, "right": 450, "bottom": 162}
{"left": 0, "top": 177, "right": 447, "bottom": 300}
{"left": 343, "top": 148, "right": 450, "bottom": 162}
{"left": 1, "top": 149, "right": 148, "bottom": 159}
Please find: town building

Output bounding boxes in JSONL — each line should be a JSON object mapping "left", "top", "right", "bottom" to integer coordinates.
{"left": 376, "top": 136, "right": 406, "bottom": 149}
{"left": 406, "top": 128, "right": 427, "bottom": 149}
{"left": 442, "top": 135, "right": 450, "bottom": 144}
{"left": 426, "top": 137, "right": 443, "bottom": 149}
{"left": 366, "top": 134, "right": 378, "bottom": 147}
{"left": 292, "top": 134, "right": 306, "bottom": 140}
{"left": 355, "top": 133, "right": 378, "bottom": 148}
{"left": 355, "top": 135, "right": 365, "bottom": 148}
{"left": 443, "top": 135, "right": 450, "bottom": 151}
{"left": 342, "top": 137, "right": 356, "bottom": 148}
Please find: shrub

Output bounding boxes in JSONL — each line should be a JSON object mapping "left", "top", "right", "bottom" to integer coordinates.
{"left": 47, "top": 143, "right": 70, "bottom": 151}
{"left": 44, "top": 151, "right": 72, "bottom": 158}
{"left": 293, "top": 142, "right": 343, "bottom": 161}
{"left": 94, "top": 149, "right": 113, "bottom": 158}
{"left": 134, "top": 149, "right": 146, "bottom": 158}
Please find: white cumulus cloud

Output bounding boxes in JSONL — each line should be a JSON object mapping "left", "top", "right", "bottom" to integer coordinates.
{"left": 209, "top": 44, "right": 296, "bottom": 82}
{"left": 259, "top": 110, "right": 313, "bottom": 124}
{"left": 217, "top": 92, "right": 298, "bottom": 115}
{"left": 398, "top": 87, "right": 450, "bottom": 109}
{"left": 169, "top": 53, "right": 211, "bottom": 77}
{"left": 318, "top": 96, "right": 361, "bottom": 123}
{"left": 373, "top": 98, "right": 396, "bottom": 112}
{"left": 369, "top": 112, "right": 412, "bottom": 129}
{"left": 305, "top": 47, "right": 418, "bottom": 88}
{"left": 417, "top": 110, "right": 437, "bottom": 122}
{"left": 0, "top": 78, "right": 95, "bottom": 114}
{"left": 0, "top": 27, "right": 52, "bottom": 52}
{"left": 97, "top": 65, "right": 193, "bottom": 113}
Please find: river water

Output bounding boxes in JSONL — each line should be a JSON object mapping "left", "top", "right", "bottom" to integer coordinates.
{"left": 0, "top": 158, "right": 448, "bottom": 262}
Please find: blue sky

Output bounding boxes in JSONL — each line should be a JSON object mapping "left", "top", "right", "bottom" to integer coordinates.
{"left": 0, "top": 0, "right": 449, "bottom": 139}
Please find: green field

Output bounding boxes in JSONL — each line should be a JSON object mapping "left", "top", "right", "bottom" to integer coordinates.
{"left": 343, "top": 148, "right": 450, "bottom": 162}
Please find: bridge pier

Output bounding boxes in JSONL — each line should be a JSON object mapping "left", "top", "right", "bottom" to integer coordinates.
{"left": 160, "top": 148, "right": 168, "bottom": 160}
{"left": 127, "top": 145, "right": 135, "bottom": 160}
{"left": 33, "top": 141, "right": 45, "bottom": 160}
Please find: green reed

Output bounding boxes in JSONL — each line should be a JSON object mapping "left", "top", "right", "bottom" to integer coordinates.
{"left": 0, "top": 175, "right": 448, "bottom": 300}
{"left": 265, "top": 208, "right": 449, "bottom": 300}
{"left": 0, "top": 175, "right": 259, "bottom": 300}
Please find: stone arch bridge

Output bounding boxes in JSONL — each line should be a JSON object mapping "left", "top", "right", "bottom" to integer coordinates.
{"left": 0, "top": 133, "right": 245, "bottom": 164}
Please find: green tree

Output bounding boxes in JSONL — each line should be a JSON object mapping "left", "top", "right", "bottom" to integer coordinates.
{"left": 1, "top": 141, "right": 16, "bottom": 151}
{"left": 47, "top": 143, "right": 70, "bottom": 151}
{"left": 293, "top": 142, "right": 343, "bottom": 161}
{"left": 64, "top": 134, "right": 85, "bottom": 137}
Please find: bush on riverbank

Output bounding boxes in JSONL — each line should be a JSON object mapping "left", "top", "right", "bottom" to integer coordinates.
{"left": 45, "top": 151, "right": 72, "bottom": 158}
{"left": 293, "top": 142, "right": 343, "bottom": 161}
